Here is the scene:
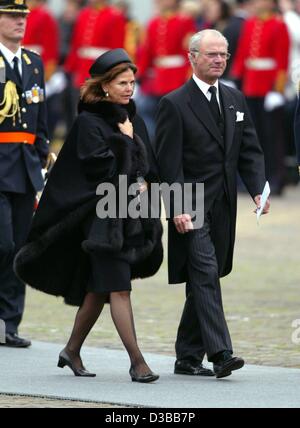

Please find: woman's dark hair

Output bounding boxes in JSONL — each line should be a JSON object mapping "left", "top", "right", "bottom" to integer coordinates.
{"left": 80, "top": 62, "right": 137, "bottom": 104}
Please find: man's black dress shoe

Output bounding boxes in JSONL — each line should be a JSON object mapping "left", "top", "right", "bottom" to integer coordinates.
{"left": 174, "top": 360, "right": 214, "bottom": 376}
{"left": 213, "top": 351, "right": 244, "bottom": 379}
{"left": 129, "top": 366, "right": 159, "bottom": 383}
{"left": 0, "top": 333, "right": 31, "bottom": 348}
{"left": 57, "top": 349, "right": 96, "bottom": 377}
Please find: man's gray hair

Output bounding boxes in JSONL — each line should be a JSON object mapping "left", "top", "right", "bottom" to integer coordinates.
{"left": 189, "top": 29, "right": 229, "bottom": 53}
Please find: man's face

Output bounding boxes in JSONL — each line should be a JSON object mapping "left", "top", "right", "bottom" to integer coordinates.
{"left": 0, "top": 13, "right": 27, "bottom": 44}
{"left": 191, "top": 35, "right": 229, "bottom": 84}
{"left": 89, "top": 0, "right": 105, "bottom": 7}
{"left": 155, "top": 0, "right": 178, "bottom": 12}
{"left": 252, "top": 0, "right": 275, "bottom": 14}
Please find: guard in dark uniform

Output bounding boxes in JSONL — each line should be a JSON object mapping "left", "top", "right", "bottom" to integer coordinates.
{"left": 0, "top": 0, "right": 49, "bottom": 347}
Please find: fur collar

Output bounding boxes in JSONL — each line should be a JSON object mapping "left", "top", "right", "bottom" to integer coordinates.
{"left": 78, "top": 99, "right": 136, "bottom": 127}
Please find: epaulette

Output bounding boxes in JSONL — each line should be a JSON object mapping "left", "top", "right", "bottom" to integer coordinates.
{"left": 21, "top": 46, "right": 41, "bottom": 56}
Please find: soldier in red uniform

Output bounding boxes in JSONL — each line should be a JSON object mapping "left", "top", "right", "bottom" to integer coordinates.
{"left": 230, "top": 0, "right": 290, "bottom": 194}
{"left": 64, "top": 0, "right": 126, "bottom": 90}
{"left": 23, "top": 0, "right": 60, "bottom": 138}
{"left": 136, "top": 0, "right": 196, "bottom": 139}
{"left": 23, "top": 0, "right": 59, "bottom": 81}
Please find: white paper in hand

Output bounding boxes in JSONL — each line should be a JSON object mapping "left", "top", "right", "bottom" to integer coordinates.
{"left": 256, "top": 181, "right": 270, "bottom": 224}
{"left": 0, "top": 319, "right": 5, "bottom": 343}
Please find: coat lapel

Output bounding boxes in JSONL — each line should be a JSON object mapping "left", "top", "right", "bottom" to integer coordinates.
{"left": 219, "top": 83, "right": 236, "bottom": 154}
{"left": 186, "top": 79, "right": 224, "bottom": 150}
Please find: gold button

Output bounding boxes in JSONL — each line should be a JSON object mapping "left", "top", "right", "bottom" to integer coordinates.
{"left": 22, "top": 123, "right": 28, "bottom": 129}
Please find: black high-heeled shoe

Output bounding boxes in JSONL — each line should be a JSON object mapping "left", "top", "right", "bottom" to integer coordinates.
{"left": 129, "top": 366, "right": 159, "bottom": 383}
{"left": 57, "top": 349, "right": 96, "bottom": 377}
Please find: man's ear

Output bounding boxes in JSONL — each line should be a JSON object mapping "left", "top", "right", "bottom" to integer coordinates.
{"left": 188, "top": 52, "right": 196, "bottom": 66}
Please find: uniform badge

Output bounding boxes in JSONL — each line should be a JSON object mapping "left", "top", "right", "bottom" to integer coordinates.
{"left": 0, "top": 56, "right": 5, "bottom": 84}
{"left": 39, "top": 88, "right": 45, "bottom": 102}
{"left": 22, "top": 53, "right": 31, "bottom": 65}
{"left": 32, "top": 85, "right": 40, "bottom": 103}
{"left": 25, "top": 90, "right": 33, "bottom": 104}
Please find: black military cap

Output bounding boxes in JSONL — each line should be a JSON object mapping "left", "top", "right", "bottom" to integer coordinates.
{"left": 89, "top": 49, "right": 133, "bottom": 77}
{"left": 0, "top": 0, "right": 29, "bottom": 13}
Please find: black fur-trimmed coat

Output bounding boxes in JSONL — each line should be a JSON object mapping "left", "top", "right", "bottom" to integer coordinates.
{"left": 14, "top": 100, "right": 163, "bottom": 306}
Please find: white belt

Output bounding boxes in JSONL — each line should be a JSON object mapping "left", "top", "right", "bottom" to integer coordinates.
{"left": 154, "top": 55, "right": 186, "bottom": 68}
{"left": 78, "top": 47, "right": 109, "bottom": 60}
{"left": 245, "top": 58, "right": 277, "bottom": 71}
{"left": 23, "top": 44, "right": 43, "bottom": 55}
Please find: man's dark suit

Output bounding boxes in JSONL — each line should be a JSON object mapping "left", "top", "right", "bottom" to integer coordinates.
{"left": 294, "top": 94, "right": 300, "bottom": 176}
{"left": 0, "top": 48, "right": 49, "bottom": 336}
{"left": 155, "top": 78, "right": 266, "bottom": 362}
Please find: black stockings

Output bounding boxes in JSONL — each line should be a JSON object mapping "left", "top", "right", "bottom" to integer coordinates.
{"left": 110, "top": 291, "right": 151, "bottom": 375}
{"left": 64, "top": 291, "right": 151, "bottom": 375}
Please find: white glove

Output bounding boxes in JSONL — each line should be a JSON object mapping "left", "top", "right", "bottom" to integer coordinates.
{"left": 132, "top": 82, "right": 140, "bottom": 100}
{"left": 220, "top": 78, "right": 237, "bottom": 89}
{"left": 264, "top": 91, "right": 285, "bottom": 112}
{"left": 45, "top": 71, "right": 68, "bottom": 98}
{"left": 41, "top": 168, "right": 48, "bottom": 180}
{"left": 0, "top": 319, "right": 5, "bottom": 344}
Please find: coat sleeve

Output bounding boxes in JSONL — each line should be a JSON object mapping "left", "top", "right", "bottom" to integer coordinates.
{"left": 237, "top": 95, "right": 266, "bottom": 197}
{"left": 294, "top": 95, "right": 300, "bottom": 175}
{"left": 75, "top": 114, "right": 133, "bottom": 182}
{"left": 155, "top": 97, "right": 185, "bottom": 218}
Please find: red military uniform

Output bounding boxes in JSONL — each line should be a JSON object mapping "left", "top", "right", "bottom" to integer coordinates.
{"left": 137, "top": 13, "right": 196, "bottom": 96}
{"left": 231, "top": 15, "right": 290, "bottom": 96}
{"left": 64, "top": 5, "right": 126, "bottom": 88}
{"left": 23, "top": 4, "right": 59, "bottom": 81}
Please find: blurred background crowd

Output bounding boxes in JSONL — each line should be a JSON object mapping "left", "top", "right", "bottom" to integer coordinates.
{"left": 24, "top": 0, "right": 300, "bottom": 195}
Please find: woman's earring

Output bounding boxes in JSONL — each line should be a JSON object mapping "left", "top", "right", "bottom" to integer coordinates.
{"left": 104, "top": 91, "right": 109, "bottom": 98}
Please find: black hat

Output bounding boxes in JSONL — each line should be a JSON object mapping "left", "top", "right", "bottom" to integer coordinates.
{"left": 89, "top": 49, "right": 133, "bottom": 77}
{"left": 0, "top": 0, "right": 30, "bottom": 13}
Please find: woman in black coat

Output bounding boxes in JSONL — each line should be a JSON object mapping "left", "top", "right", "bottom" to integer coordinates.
{"left": 14, "top": 49, "right": 163, "bottom": 383}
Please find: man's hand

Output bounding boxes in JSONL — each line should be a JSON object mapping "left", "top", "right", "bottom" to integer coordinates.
{"left": 254, "top": 195, "right": 270, "bottom": 215}
{"left": 173, "top": 214, "right": 194, "bottom": 234}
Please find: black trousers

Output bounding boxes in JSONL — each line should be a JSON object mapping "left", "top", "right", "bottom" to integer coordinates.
{"left": 175, "top": 196, "right": 233, "bottom": 363}
{"left": 0, "top": 188, "right": 35, "bottom": 334}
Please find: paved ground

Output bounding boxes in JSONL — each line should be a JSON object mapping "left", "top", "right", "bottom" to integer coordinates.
{"left": 1, "top": 341, "right": 300, "bottom": 408}
{"left": 19, "top": 186, "right": 300, "bottom": 368}
{"left": 0, "top": 395, "right": 121, "bottom": 408}
{"left": 1, "top": 186, "right": 300, "bottom": 407}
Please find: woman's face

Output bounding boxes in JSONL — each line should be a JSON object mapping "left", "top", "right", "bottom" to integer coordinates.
{"left": 103, "top": 69, "right": 135, "bottom": 105}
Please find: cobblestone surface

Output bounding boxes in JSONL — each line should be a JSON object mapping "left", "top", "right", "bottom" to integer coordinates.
{"left": 0, "top": 394, "right": 124, "bottom": 408}
{"left": 2, "top": 186, "right": 300, "bottom": 407}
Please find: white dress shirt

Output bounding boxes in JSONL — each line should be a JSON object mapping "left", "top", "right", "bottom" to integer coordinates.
{"left": 192, "top": 74, "right": 221, "bottom": 108}
{"left": 0, "top": 42, "right": 23, "bottom": 77}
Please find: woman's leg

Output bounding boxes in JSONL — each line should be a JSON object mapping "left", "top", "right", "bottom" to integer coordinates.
{"left": 64, "top": 291, "right": 107, "bottom": 369}
{"left": 109, "top": 290, "right": 153, "bottom": 376}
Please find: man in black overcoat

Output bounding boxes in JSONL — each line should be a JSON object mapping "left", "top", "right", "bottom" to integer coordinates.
{"left": 155, "top": 29, "right": 270, "bottom": 378}
{"left": 294, "top": 93, "right": 300, "bottom": 177}
{"left": 0, "top": 0, "right": 49, "bottom": 347}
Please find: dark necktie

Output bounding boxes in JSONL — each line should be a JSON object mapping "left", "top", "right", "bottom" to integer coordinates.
{"left": 13, "top": 57, "right": 22, "bottom": 87}
{"left": 208, "top": 86, "right": 221, "bottom": 120}
{"left": 208, "top": 85, "right": 225, "bottom": 139}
